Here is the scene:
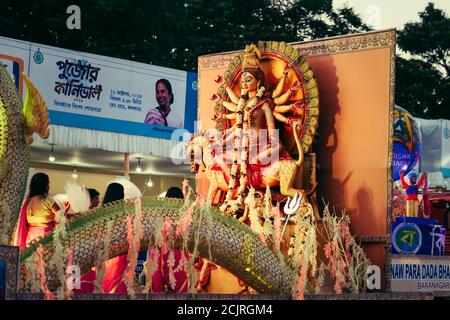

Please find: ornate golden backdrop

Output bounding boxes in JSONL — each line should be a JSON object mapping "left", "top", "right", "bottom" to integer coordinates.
{"left": 214, "top": 41, "right": 319, "bottom": 156}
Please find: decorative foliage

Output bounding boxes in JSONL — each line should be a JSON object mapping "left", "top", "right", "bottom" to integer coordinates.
{"left": 48, "top": 210, "right": 68, "bottom": 299}
{"left": 319, "top": 205, "right": 370, "bottom": 294}
{"left": 290, "top": 200, "right": 317, "bottom": 300}
{"left": 200, "top": 203, "right": 214, "bottom": 262}
{"left": 22, "top": 249, "right": 41, "bottom": 293}
{"left": 261, "top": 186, "right": 274, "bottom": 246}
{"left": 124, "top": 215, "right": 137, "bottom": 297}
{"left": 167, "top": 249, "right": 176, "bottom": 290}
{"left": 246, "top": 188, "right": 264, "bottom": 237}
{"left": 65, "top": 248, "right": 74, "bottom": 299}
{"left": 143, "top": 249, "right": 159, "bottom": 293}
{"left": 315, "top": 263, "right": 327, "bottom": 293}
{"left": 36, "top": 245, "right": 53, "bottom": 300}
{"left": 94, "top": 219, "right": 115, "bottom": 293}
{"left": 122, "top": 199, "right": 144, "bottom": 297}
{"left": 142, "top": 215, "right": 164, "bottom": 293}
{"left": 17, "top": 191, "right": 372, "bottom": 298}
{"left": 176, "top": 200, "right": 195, "bottom": 239}
{"left": 271, "top": 204, "right": 282, "bottom": 254}
{"left": 182, "top": 178, "right": 190, "bottom": 199}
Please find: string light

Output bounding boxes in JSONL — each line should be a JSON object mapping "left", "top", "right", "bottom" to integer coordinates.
{"left": 72, "top": 165, "right": 78, "bottom": 179}
{"left": 49, "top": 144, "right": 55, "bottom": 162}
{"left": 136, "top": 157, "right": 142, "bottom": 173}
{"left": 146, "top": 176, "right": 153, "bottom": 187}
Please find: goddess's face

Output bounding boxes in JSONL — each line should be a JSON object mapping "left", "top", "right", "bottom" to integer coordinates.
{"left": 241, "top": 72, "right": 259, "bottom": 93}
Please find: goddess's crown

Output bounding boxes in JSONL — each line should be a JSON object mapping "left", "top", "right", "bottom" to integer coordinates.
{"left": 242, "top": 44, "right": 261, "bottom": 69}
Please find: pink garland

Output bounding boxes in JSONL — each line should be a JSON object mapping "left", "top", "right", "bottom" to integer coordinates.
{"left": 144, "top": 249, "right": 160, "bottom": 293}
{"left": 176, "top": 201, "right": 195, "bottom": 238}
{"left": 36, "top": 245, "right": 54, "bottom": 300}
{"left": 272, "top": 205, "right": 282, "bottom": 250}
{"left": 168, "top": 249, "right": 176, "bottom": 290}
{"left": 340, "top": 224, "right": 351, "bottom": 252}
{"left": 324, "top": 240, "right": 349, "bottom": 294}
{"left": 66, "top": 248, "right": 74, "bottom": 298}
{"left": 161, "top": 217, "right": 172, "bottom": 254}
{"left": 124, "top": 215, "right": 138, "bottom": 295}
{"left": 182, "top": 179, "right": 189, "bottom": 199}
{"left": 334, "top": 277, "right": 342, "bottom": 294}
{"left": 296, "top": 257, "right": 308, "bottom": 300}
{"left": 324, "top": 241, "right": 337, "bottom": 287}
{"left": 259, "top": 234, "right": 266, "bottom": 244}
{"left": 324, "top": 243, "right": 332, "bottom": 262}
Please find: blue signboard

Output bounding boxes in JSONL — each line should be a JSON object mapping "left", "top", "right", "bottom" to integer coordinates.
{"left": 0, "top": 36, "right": 198, "bottom": 140}
{"left": 392, "top": 217, "right": 446, "bottom": 256}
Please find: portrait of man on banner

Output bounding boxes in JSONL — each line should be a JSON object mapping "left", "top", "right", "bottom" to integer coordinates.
{"left": 144, "top": 78, "right": 183, "bottom": 128}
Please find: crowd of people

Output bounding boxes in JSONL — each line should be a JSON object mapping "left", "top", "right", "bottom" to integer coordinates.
{"left": 14, "top": 172, "right": 189, "bottom": 294}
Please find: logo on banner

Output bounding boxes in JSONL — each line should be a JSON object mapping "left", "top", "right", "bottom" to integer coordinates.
{"left": 393, "top": 222, "right": 422, "bottom": 254}
{"left": 444, "top": 125, "right": 450, "bottom": 140}
{"left": 33, "top": 49, "right": 44, "bottom": 64}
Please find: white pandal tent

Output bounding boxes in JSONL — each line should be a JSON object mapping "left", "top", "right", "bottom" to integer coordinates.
{"left": 416, "top": 118, "right": 450, "bottom": 190}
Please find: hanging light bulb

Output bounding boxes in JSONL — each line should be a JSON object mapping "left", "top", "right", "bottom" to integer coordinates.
{"left": 72, "top": 165, "right": 78, "bottom": 179}
{"left": 146, "top": 176, "right": 153, "bottom": 187}
{"left": 136, "top": 157, "right": 142, "bottom": 173}
{"left": 49, "top": 144, "right": 55, "bottom": 162}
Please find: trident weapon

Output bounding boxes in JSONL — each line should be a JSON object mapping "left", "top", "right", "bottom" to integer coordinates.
{"left": 281, "top": 192, "right": 302, "bottom": 237}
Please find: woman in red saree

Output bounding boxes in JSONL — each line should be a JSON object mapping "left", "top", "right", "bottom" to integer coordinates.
{"left": 141, "top": 186, "right": 189, "bottom": 293}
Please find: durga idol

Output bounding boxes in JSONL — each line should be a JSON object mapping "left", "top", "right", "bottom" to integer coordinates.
{"left": 208, "top": 44, "right": 305, "bottom": 215}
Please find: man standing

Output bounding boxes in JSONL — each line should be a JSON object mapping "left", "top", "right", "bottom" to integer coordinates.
{"left": 400, "top": 170, "right": 427, "bottom": 217}
{"left": 144, "top": 79, "right": 183, "bottom": 128}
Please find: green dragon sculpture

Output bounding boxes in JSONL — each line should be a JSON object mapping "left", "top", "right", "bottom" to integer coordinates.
{"left": 0, "top": 63, "right": 298, "bottom": 296}
{"left": 20, "top": 197, "right": 296, "bottom": 295}
{"left": 0, "top": 63, "right": 50, "bottom": 242}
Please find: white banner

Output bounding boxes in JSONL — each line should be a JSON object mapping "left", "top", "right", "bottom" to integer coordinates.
{"left": 390, "top": 256, "right": 450, "bottom": 292}
{"left": 441, "top": 119, "right": 450, "bottom": 177}
{"left": 0, "top": 36, "right": 198, "bottom": 140}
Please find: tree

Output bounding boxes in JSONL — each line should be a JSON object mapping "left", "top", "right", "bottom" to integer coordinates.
{"left": 0, "top": 0, "right": 368, "bottom": 71}
{"left": 396, "top": 57, "right": 444, "bottom": 118}
{"left": 396, "top": 2, "right": 450, "bottom": 119}
{"left": 398, "top": 2, "right": 449, "bottom": 77}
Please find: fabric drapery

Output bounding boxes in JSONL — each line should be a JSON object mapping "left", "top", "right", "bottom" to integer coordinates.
{"left": 32, "top": 124, "right": 183, "bottom": 159}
